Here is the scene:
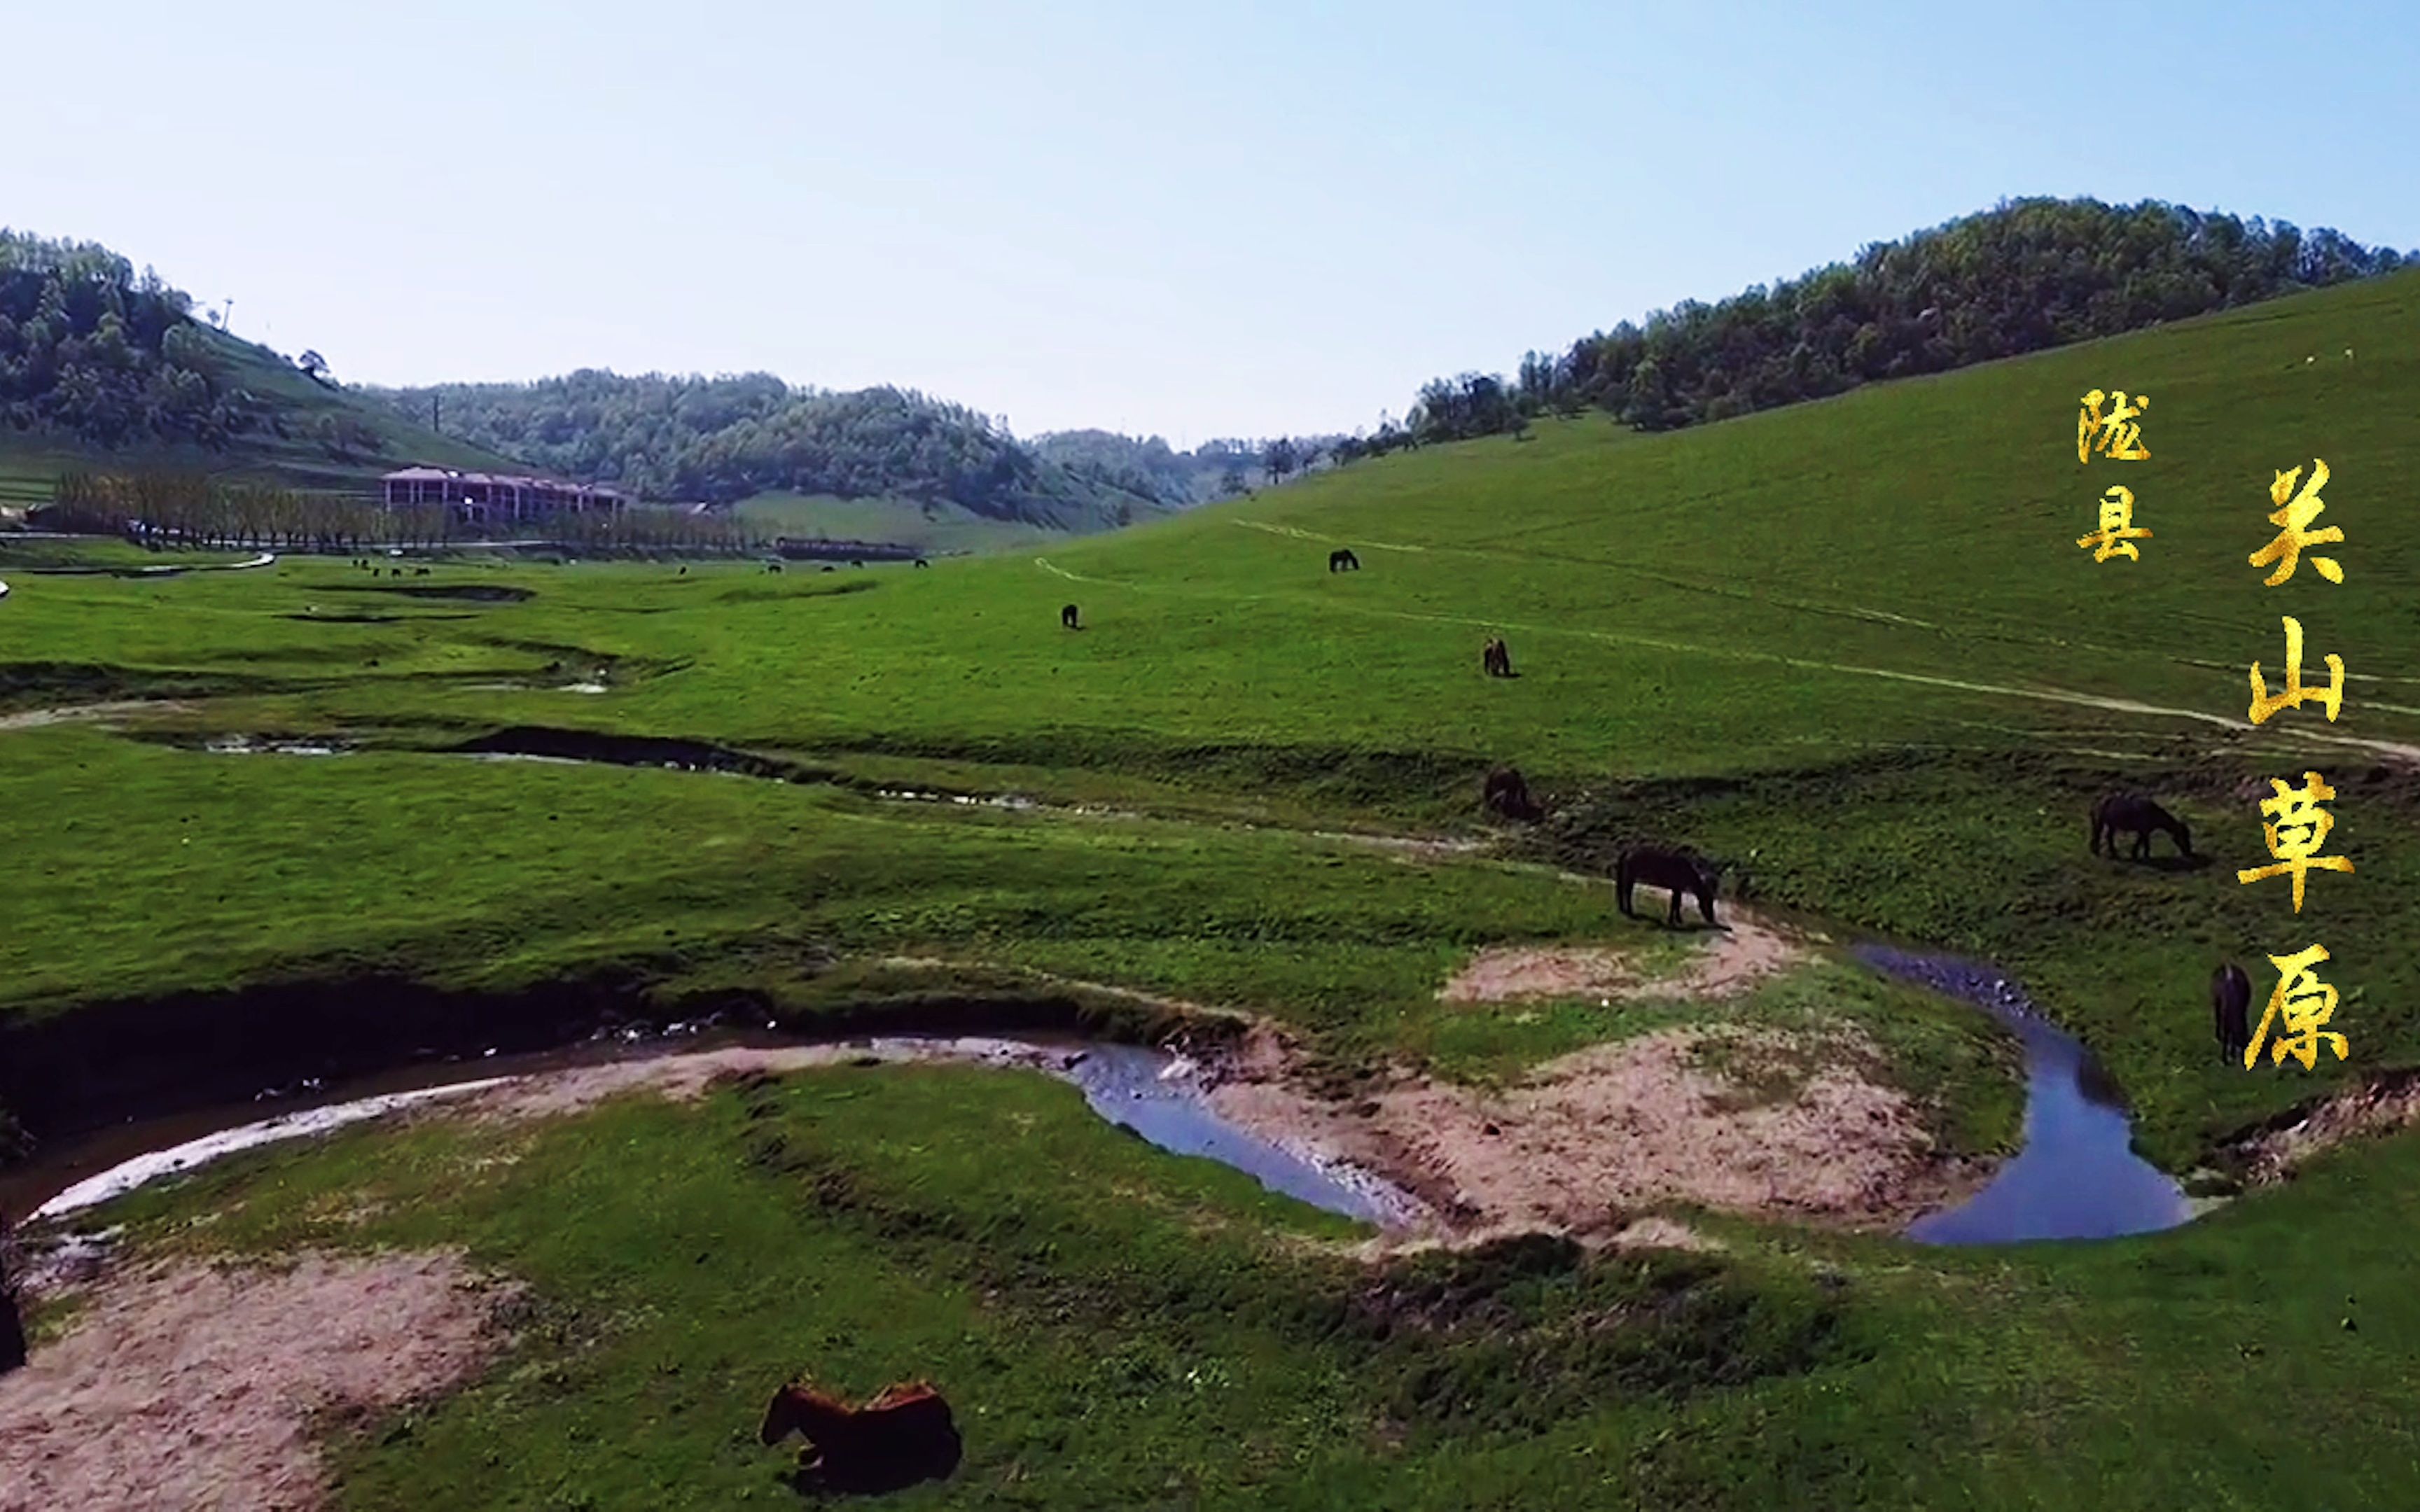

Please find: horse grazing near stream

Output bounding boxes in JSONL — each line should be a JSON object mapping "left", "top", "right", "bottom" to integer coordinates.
{"left": 1617, "top": 845, "right": 1720, "bottom": 928}
{"left": 1329, "top": 547, "right": 1360, "bottom": 572}
{"left": 2213, "top": 962, "right": 2253, "bottom": 1066}
{"left": 760, "top": 1378, "right": 962, "bottom": 1493}
{"left": 2090, "top": 792, "right": 2194, "bottom": 860}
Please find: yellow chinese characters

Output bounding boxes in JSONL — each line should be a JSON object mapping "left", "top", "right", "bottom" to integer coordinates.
{"left": 2247, "top": 615, "right": 2344, "bottom": 725}
{"left": 2249, "top": 458, "right": 2345, "bottom": 586}
{"left": 2077, "top": 389, "right": 2150, "bottom": 463}
{"left": 2077, "top": 485, "right": 2151, "bottom": 562}
{"left": 2244, "top": 944, "right": 2349, "bottom": 1071}
{"left": 2235, "top": 771, "right": 2353, "bottom": 912}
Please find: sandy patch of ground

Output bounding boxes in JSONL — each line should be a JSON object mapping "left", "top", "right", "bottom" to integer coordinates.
{"left": 0, "top": 1250, "right": 516, "bottom": 1512}
{"left": 0, "top": 699, "right": 194, "bottom": 733}
{"left": 2224, "top": 1071, "right": 2420, "bottom": 1185}
{"left": 1208, "top": 1021, "right": 1976, "bottom": 1241}
{"left": 1439, "top": 911, "right": 1808, "bottom": 1004}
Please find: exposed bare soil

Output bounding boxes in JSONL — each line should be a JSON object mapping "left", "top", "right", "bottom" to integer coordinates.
{"left": 0, "top": 1250, "right": 516, "bottom": 1512}
{"left": 2223, "top": 1070, "right": 2420, "bottom": 1185}
{"left": 1206, "top": 1021, "right": 1982, "bottom": 1242}
{"left": 1439, "top": 911, "right": 1807, "bottom": 1004}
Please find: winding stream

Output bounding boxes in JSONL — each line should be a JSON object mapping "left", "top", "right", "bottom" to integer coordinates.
{"left": 1857, "top": 944, "right": 2192, "bottom": 1244}
{"left": 8, "top": 1032, "right": 1415, "bottom": 1231}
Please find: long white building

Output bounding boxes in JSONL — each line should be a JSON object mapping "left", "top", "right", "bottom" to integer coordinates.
{"left": 381, "top": 468, "right": 628, "bottom": 525}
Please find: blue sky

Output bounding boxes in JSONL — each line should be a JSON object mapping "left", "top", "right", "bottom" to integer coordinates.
{"left": 10, "top": 1, "right": 2414, "bottom": 441}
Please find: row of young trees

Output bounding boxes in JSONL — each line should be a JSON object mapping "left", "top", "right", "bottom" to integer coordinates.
{"left": 45, "top": 472, "right": 775, "bottom": 555}
{"left": 1363, "top": 197, "right": 2416, "bottom": 450}
{"left": 0, "top": 231, "right": 270, "bottom": 449}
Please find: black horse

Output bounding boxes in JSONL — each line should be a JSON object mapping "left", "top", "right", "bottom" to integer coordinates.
{"left": 1061, "top": 603, "right": 1081, "bottom": 630}
{"left": 2213, "top": 962, "right": 2253, "bottom": 1065}
{"left": 1617, "top": 845, "right": 1719, "bottom": 928}
{"left": 2091, "top": 792, "right": 2193, "bottom": 860}
{"left": 914, "top": 559, "right": 930, "bottom": 569}
{"left": 1329, "top": 547, "right": 1361, "bottom": 573}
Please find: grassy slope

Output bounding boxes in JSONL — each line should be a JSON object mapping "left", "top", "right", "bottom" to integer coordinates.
{"left": 730, "top": 491, "right": 1061, "bottom": 554}
{"left": 0, "top": 328, "right": 520, "bottom": 499}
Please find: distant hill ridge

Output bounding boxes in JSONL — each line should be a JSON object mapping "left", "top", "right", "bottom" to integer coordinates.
{"left": 1349, "top": 196, "right": 2417, "bottom": 458}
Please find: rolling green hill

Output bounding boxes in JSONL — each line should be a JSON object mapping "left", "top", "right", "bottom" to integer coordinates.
{"left": 360, "top": 372, "right": 1174, "bottom": 536}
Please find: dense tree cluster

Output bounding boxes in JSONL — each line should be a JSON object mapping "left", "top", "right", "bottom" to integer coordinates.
{"left": 1383, "top": 197, "right": 2416, "bottom": 447}
{"left": 0, "top": 231, "right": 267, "bottom": 448}
{"left": 45, "top": 470, "right": 770, "bottom": 555}
{"left": 1030, "top": 430, "right": 1348, "bottom": 503}
{"left": 366, "top": 372, "right": 1164, "bottom": 528}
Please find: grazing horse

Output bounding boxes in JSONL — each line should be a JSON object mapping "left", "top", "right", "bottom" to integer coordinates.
{"left": 1329, "top": 547, "right": 1360, "bottom": 573}
{"left": 1062, "top": 603, "right": 1081, "bottom": 630}
{"left": 1482, "top": 764, "right": 1541, "bottom": 822}
{"left": 2213, "top": 962, "right": 2253, "bottom": 1065}
{"left": 759, "top": 1378, "right": 962, "bottom": 1493}
{"left": 915, "top": 558, "right": 930, "bottom": 568}
{"left": 1482, "top": 636, "right": 1514, "bottom": 678}
{"left": 2091, "top": 792, "right": 2193, "bottom": 860}
{"left": 1617, "top": 845, "right": 1720, "bottom": 928}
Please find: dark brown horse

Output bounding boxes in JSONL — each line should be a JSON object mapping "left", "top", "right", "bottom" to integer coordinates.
{"left": 1482, "top": 636, "right": 1514, "bottom": 678}
{"left": 1329, "top": 547, "right": 1360, "bottom": 572}
{"left": 1617, "top": 845, "right": 1719, "bottom": 928}
{"left": 2213, "top": 962, "right": 2253, "bottom": 1066}
{"left": 1062, "top": 603, "right": 1081, "bottom": 629}
{"left": 759, "top": 1378, "right": 962, "bottom": 1494}
{"left": 1482, "top": 764, "right": 1541, "bottom": 822}
{"left": 2090, "top": 792, "right": 2193, "bottom": 860}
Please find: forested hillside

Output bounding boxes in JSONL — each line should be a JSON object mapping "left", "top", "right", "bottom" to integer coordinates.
{"left": 365, "top": 373, "right": 1177, "bottom": 531}
{"left": 0, "top": 232, "right": 267, "bottom": 450}
{"left": 1358, "top": 197, "right": 2415, "bottom": 456}
{"left": 0, "top": 229, "right": 513, "bottom": 495}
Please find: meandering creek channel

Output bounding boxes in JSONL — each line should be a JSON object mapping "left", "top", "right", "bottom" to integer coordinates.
{"left": 8, "top": 942, "right": 2196, "bottom": 1248}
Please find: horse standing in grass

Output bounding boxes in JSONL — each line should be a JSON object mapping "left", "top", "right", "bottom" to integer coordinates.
{"left": 1329, "top": 547, "right": 1360, "bottom": 572}
{"left": 1062, "top": 603, "right": 1081, "bottom": 629}
{"left": 1617, "top": 845, "right": 1720, "bottom": 928}
{"left": 2213, "top": 962, "right": 2253, "bottom": 1065}
{"left": 2090, "top": 792, "right": 2193, "bottom": 860}
{"left": 759, "top": 1378, "right": 962, "bottom": 1493}
{"left": 1482, "top": 636, "right": 1514, "bottom": 678}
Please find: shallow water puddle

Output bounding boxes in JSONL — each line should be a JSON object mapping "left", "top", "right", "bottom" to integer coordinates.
{"left": 1856, "top": 944, "right": 2191, "bottom": 1244}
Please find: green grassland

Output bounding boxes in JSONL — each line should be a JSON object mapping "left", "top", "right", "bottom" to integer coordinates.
{"left": 8, "top": 270, "right": 2420, "bottom": 1506}
{"left": 732, "top": 491, "right": 1110, "bottom": 554}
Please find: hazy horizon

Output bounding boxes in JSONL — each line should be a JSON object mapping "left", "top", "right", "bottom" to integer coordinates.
{"left": 12, "top": 1, "right": 2416, "bottom": 443}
